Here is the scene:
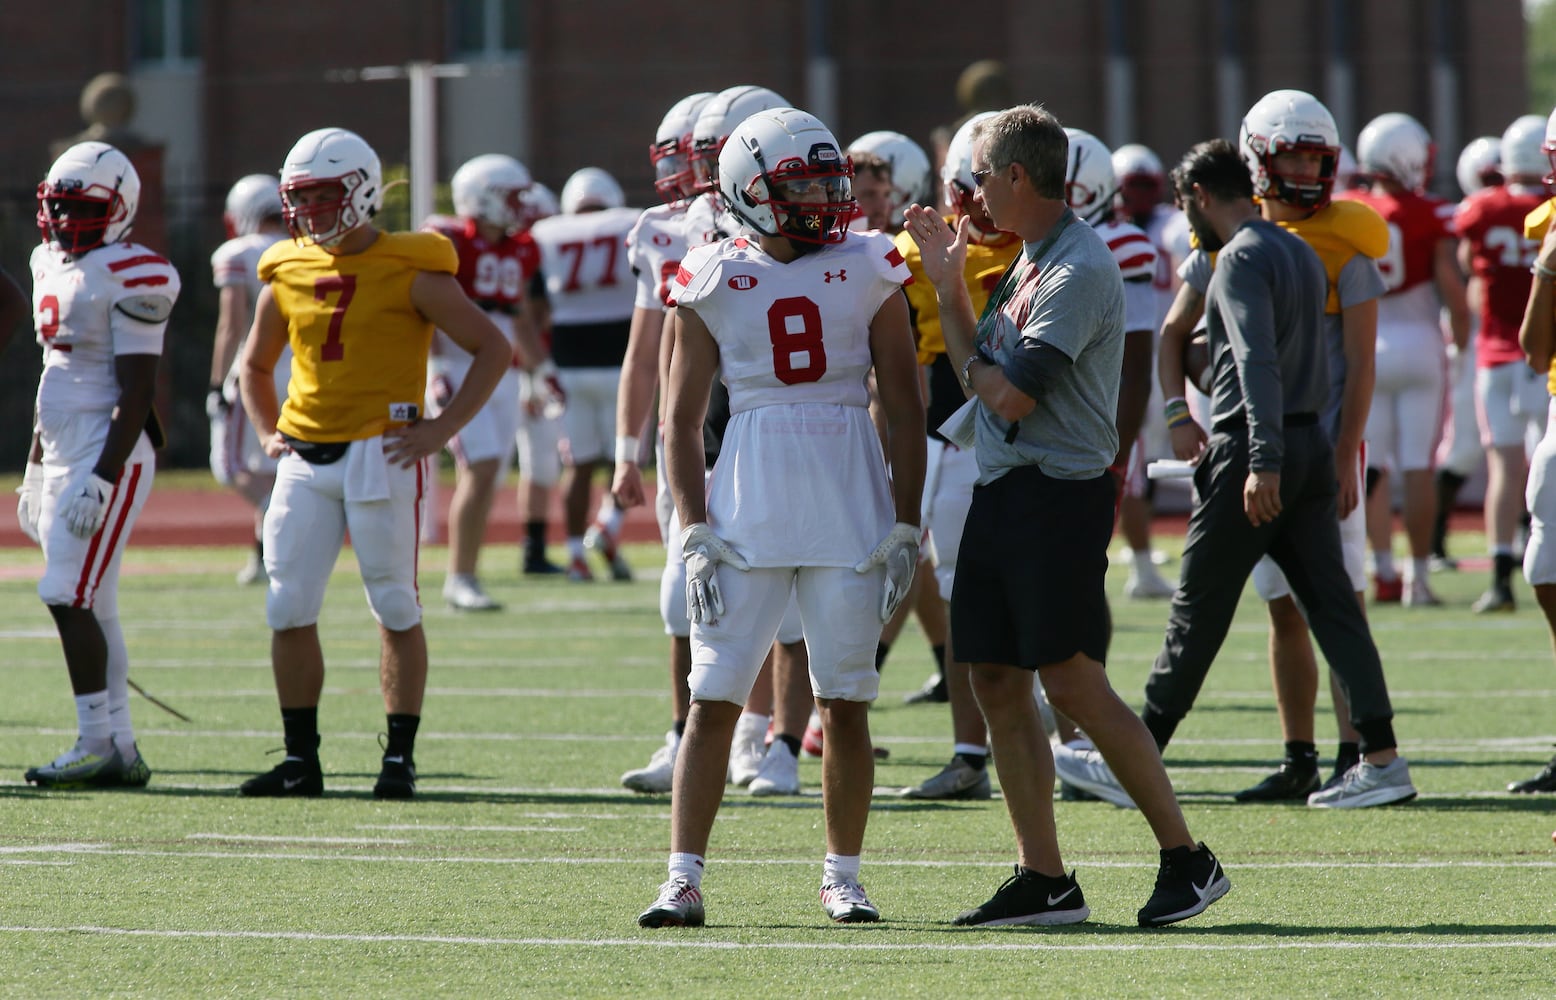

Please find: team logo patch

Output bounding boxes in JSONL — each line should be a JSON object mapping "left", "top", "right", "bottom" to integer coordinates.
{"left": 652, "top": 232, "right": 673, "bottom": 246}
{"left": 728, "top": 274, "right": 758, "bottom": 291}
{"left": 389, "top": 402, "right": 420, "bottom": 422}
{"left": 824, "top": 269, "right": 847, "bottom": 283}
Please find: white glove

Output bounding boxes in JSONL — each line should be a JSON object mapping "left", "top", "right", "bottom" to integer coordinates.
{"left": 60, "top": 472, "right": 114, "bottom": 539}
{"left": 854, "top": 522, "right": 921, "bottom": 623}
{"left": 680, "top": 522, "right": 749, "bottom": 625}
{"left": 16, "top": 463, "right": 44, "bottom": 545}
{"left": 205, "top": 386, "right": 229, "bottom": 421}
{"left": 521, "top": 359, "right": 567, "bottom": 420}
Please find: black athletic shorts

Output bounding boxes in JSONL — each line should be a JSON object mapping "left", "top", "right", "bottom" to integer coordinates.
{"left": 951, "top": 463, "right": 1114, "bottom": 669}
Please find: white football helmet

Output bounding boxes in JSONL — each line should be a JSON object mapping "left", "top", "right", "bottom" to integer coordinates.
{"left": 719, "top": 107, "right": 856, "bottom": 247}
{"left": 1336, "top": 143, "right": 1361, "bottom": 190}
{"left": 1239, "top": 89, "right": 1340, "bottom": 209}
{"left": 690, "top": 85, "right": 789, "bottom": 196}
{"left": 1062, "top": 129, "right": 1118, "bottom": 225}
{"left": 37, "top": 141, "right": 140, "bottom": 255}
{"left": 560, "top": 167, "right": 625, "bottom": 214}
{"left": 1111, "top": 142, "right": 1165, "bottom": 219}
{"left": 451, "top": 153, "right": 533, "bottom": 232}
{"left": 279, "top": 127, "right": 383, "bottom": 248}
{"left": 224, "top": 174, "right": 284, "bottom": 238}
{"left": 942, "top": 111, "right": 1000, "bottom": 206}
{"left": 651, "top": 91, "right": 714, "bottom": 204}
{"left": 1357, "top": 112, "right": 1433, "bottom": 192}
{"left": 524, "top": 182, "right": 560, "bottom": 222}
{"left": 847, "top": 130, "right": 932, "bottom": 227}
{"left": 1456, "top": 136, "right": 1502, "bottom": 195}
{"left": 1503, "top": 113, "right": 1549, "bottom": 180}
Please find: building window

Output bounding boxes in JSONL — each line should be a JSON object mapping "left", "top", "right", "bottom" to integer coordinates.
{"left": 133, "top": 0, "right": 200, "bottom": 67}
{"left": 453, "top": 0, "right": 526, "bottom": 59}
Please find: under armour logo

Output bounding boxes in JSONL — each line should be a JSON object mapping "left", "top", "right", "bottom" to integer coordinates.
{"left": 824, "top": 269, "right": 847, "bottom": 283}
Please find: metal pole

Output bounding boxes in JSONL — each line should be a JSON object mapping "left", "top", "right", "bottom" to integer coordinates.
{"left": 409, "top": 61, "right": 436, "bottom": 230}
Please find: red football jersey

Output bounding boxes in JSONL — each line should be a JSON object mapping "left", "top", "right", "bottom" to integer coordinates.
{"left": 1337, "top": 187, "right": 1454, "bottom": 295}
{"left": 1455, "top": 186, "right": 1546, "bottom": 367}
{"left": 422, "top": 214, "right": 540, "bottom": 310}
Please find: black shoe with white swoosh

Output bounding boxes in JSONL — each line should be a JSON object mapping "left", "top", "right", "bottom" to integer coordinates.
{"left": 1137, "top": 842, "right": 1230, "bottom": 926}
{"left": 952, "top": 865, "right": 1089, "bottom": 926}
{"left": 238, "top": 755, "right": 324, "bottom": 797}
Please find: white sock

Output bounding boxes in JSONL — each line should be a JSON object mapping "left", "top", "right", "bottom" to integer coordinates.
{"left": 567, "top": 536, "right": 586, "bottom": 560}
{"left": 1130, "top": 548, "right": 1155, "bottom": 573}
{"left": 669, "top": 852, "right": 705, "bottom": 887}
{"left": 1406, "top": 557, "right": 1430, "bottom": 586}
{"left": 100, "top": 615, "right": 136, "bottom": 754}
{"left": 1373, "top": 550, "right": 1396, "bottom": 581}
{"left": 75, "top": 691, "right": 112, "bottom": 748}
{"left": 735, "top": 712, "right": 770, "bottom": 736}
{"left": 952, "top": 743, "right": 988, "bottom": 758}
{"left": 823, "top": 853, "right": 861, "bottom": 885}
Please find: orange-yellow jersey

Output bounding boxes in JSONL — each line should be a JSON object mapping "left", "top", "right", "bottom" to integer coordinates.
{"left": 1526, "top": 198, "right": 1556, "bottom": 393}
{"left": 1273, "top": 198, "right": 1389, "bottom": 315}
{"left": 258, "top": 232, "right": 458, "bottom": 442}
{"left": 895, "top": 221, "right": 1022, "bottom": 365}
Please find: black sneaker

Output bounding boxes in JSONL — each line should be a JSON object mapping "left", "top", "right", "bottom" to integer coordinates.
{"left": 1233, "top": 763, "right": 1320, "bottom": 802}
{"left": 239, "top": 756, "right": 323, "bottom": 797}
{"left": 1137, "top": 842, "right": 1230, "bottom": 927}
{"left": 1060, "top": 781, "right": 1100, "bottom": 802}
{"left": 523, "top": 557, "right": 565, "bottom": 576}
{"left": 374, "top": 756, "right": 417, "bottom": 800}
{"left": 904, "top": 672, "right": 948, "bottom": 705}
{"left": 1472, "top": 585, "right": 1515, "bottom": 613}
{"left": 1508, "top": 753, "right": 1556, "bottom": 793}
{"left": 952, "top": 866, "right": 1089, "bottom": 926}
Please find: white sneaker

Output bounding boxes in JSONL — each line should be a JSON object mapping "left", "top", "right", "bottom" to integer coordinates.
{"left": 748, "top": 741, "right": 801, "bottom": 796}
{"left": 236, "top": 552, "right": 267, "bottom": 586}
{"left": 819, "top": 878, "right": 880, "bottom": 923}
{"left": 443, "top": 574, "right": 501, "bottom": 611}
{"left": 622, "top": 732, "right": 678, "bottom": 793}
{"left": 1051, "top": 740, "right": 1137, "bottom": 809}
{"left": 1124, "top": 564, "right": 1174, "bottom": 599}
{"left": 728, "top": 717, "right": 767, "bottom": 786}
{"left": 1306, "top": 757, "right": 1418, "bottom": 808}
{"left": 1403, "top": 579, "right": 1442, "bottom": 607}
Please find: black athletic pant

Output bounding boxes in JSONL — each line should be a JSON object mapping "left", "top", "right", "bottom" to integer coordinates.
{"left": 1142, "top": 421, "right": 1397, "bottom": 753}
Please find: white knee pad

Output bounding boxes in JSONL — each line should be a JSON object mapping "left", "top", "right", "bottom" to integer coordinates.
{"left": 660, "top": 552, "right": 690, "bottom": 638}
{"left": 266, "top": 581, "right": 325, "bottom": 631}
{"left": 365, "top": 580, "right": 423, "bottom": 632}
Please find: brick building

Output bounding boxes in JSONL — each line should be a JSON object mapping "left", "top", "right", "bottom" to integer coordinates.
{"left": 0, "top": 0, "right": 1531, "bottom": 469}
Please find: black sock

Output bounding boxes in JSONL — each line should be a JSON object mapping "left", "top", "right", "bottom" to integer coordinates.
{"left": 954, "top": 751, "right": 987, "bottom": 771}
{"left": 931, "top": 643, "right": 947, "bottom": 671}
{"left": 525, "top": 520, "right": 548, "bottom": 561}
{"left": 1283, "top": 740, "right": 1318, "bottom": 770}
{"left": 1494, "top": 552, "right": 1517, "bottom": 588}
{"left": 1432, "top": 471, "right": 1465, "bottom": 556}
{"left": 1334, "top": 740, "right": 1361, "bottom": 772}
{"left": 875, "top": 642, "right": 890, "bottom": 669}
{"left": 1140, "top": 706, "right": 1179, "bottom": 752}
{"left": 778, "top": 733, "right": 802, "bottom": 758}
{"left": 281, "top": 707, "right": 319, "bottom": 760}
{"left": 673, "top": 718, "right": 686, "bottom": 739}
{"left": 385, "top": 713, "right": 420, "bottom": 763}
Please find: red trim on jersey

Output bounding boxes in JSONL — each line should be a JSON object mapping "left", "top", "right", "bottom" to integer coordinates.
{"left": 675, "top": 265, "right": 694, "bottom": 286}
{"left": 1115, "top": 252, "right": 1156, "bottom": 271}
{"left": 885, "top": 247, "right": 905, "bottom": 267}
{"left": 1106, "top": 232, "right": 1152, "bottom": 252}
{"left": 71, "top": 464, "right": 142, "bottom": 607}
{"left": 108, "top": 253, "right": 169, "bottom": 272}
{"left": 412, "top": 458, "right": 425, "bottom": 606}
{"left": 122, "top": 275, "right": 170, "bottom": 288}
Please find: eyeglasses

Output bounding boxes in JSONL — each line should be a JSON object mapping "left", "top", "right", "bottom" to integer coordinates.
{"left": 970, "top": 166, "right": 995, "bottom": 188}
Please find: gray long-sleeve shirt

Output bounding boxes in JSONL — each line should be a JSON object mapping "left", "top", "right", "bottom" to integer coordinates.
{"left": 1204, "top": 217, "right": 1329, "bottom": 471}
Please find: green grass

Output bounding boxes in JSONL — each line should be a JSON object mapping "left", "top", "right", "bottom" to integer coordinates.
{"left": 0, "top": 535, "right": 1553, "bottom": 998}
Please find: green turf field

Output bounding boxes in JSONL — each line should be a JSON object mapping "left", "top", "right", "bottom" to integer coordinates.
{"left": 1, "top": 537, "right": 1553, "bottom": 998}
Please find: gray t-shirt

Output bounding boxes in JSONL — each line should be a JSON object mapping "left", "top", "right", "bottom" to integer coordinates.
{"left": 973, "top": 212, "right": 1124, "bottom": 483}
{"left": 1203, "top": 217, "right": 1329, "bottom": 471}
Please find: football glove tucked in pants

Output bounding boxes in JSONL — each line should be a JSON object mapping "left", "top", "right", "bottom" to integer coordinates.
{"left": 680, "top": 522, "right": 749, "bottom": 625}
{"left": 854, "top": 522, "right": 921, "bottom": 623}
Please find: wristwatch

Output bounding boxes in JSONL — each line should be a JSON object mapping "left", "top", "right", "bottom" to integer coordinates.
{"left": 960, "top": 354, "right": 981, "bottom": 389}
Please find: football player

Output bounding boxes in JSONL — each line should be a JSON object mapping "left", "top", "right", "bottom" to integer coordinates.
{"left": 1509, "top": 104, "right": 1556, "bottom": 795}
{"left": 423, "top": 153, "right": 558, "bottom": 610}
{"left": 895, "top": 111, "right": 1022, "bottom": 801}
{"left": 846, "top": 149, "right": 895, "bottom": 232}
{"left": 23, "top": 141, "right": 180, "bottom": 789}
{"left": 208, "top": 174, "right": 289, "bottom": 586}
{"left": 1433, "top": 136, "right": 1503, "bottom": 568}
{"left": 847, "top": 130, "right": 932, "bottom": 234}
{"left": 237, "top": 127, "right": 511, "bottom": 799}
{"left": 1058, "top": 90, "right": 1417, "bottom": 809}
{"left": 1340, "top": 113, "right": 1469, "bottom": 606}
{"left": 528, "top": 167, "right": 640, "bottom": 581}
{"left": 637, "top": 107, "right": 923, "bottom": 929}
{"left": 1456, "top": 114, "right": 1552, "bottom": 613}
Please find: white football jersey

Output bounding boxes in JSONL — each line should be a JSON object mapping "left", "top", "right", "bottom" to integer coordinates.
{"left": 671, "top": 230, "right": 910, "bottom": 566}
{"left": 627, "top": 203, "right": 689, "bottom": 310}
{"left": 1094, "top": 218, "right": 1160, "bottom": 334}
{"left": 683, "top": 192, "right": 743, "bottom": 250}
{"left": 31, "top": 240, "right": 181, "bottom": 420}
{"left": 1137, "top": 203, "right": 1183, "bottom": 330}
{"left": 212, "top": 231, "right": 289, "bottom": 391}
{"left": 530, "top": 207, "right": 640, "bottom": 326}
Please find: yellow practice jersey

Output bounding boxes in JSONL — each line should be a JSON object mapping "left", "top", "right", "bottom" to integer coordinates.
{"left": 895, "top": 221, "right": 1022, "bottom": 364}
{"left": 1273, "top": 199, "right": 1389, "bottom": 315}
{"left": 259, "top": 231, "right": 458, "bottom": 442}
{"left": 1526, "top": 198, "right": 1556, "bottom": 393}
